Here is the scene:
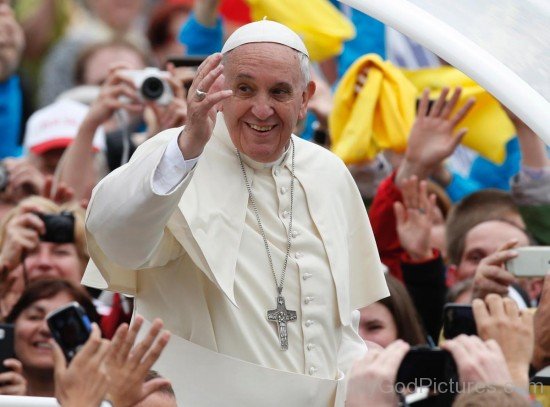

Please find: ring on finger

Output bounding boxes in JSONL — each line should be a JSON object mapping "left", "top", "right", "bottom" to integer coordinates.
{"left": 195, "top": 89, "right": 207, "bottom": 101}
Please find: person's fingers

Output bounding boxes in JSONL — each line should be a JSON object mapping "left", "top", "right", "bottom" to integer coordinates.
{"left": 449, "top": 127, "right": 468, "bottom": 151}
{"left": 497, "top": 239, "right": 520, "bottom": 252}
{"left": 400, "top": 178, "right": 413, "bottom": 209}
{"left": 472, "top": 298, "right": 489, "bottom": 326}
{"left": 50, "top": 339, "right": 67, "bottom": 375}
{"left": 429, "top": 87, "right": 450, "bottom": 117}
{"left": 2, "top": 358, "right": 22, "bottom": 374}
{"left": 75, "top": 323, "right": 103, "bottom": 361}
{"left": 130, "top": 318, "right": 164, "bottom": 364}
{"left": 417, "top": 88, "right": 430, "bottom": 117}
{"left": 418, "top": 180, "right": 429, "bottom": 211}
{"left": 484, "top": 338, "right": 503, "bottom": 355}
{"left": 503, "top": 297, "right": 519, "bottom": 319}
{"left": 192, "top": 53, "right": 222, "bottom": 91}
{"left": 194, "top": 64, "right": 225, "bottom": 101}
{"left": 197, "top": 89, "right": 233, "bottom": 113}
{"left": 476, "top": 277, "right": 510, "bottom": 297}
{"left": 378, "top": 340, "right": 410, "bottom": 373}
{"left": 109, "top": 323, "right": 129, "bottom": 361}
{"left": 138, "top": 330, "right": 171, "bottom": 374}
{"left": 520, "top": 309, "right": 534, "bottom": 331}
{"left": 480, "top": 264, "right": 516, "bottom": 285}
{"left": 41, "top": 176, "right": 54, "bottom": 199}
{"left": 439, "top": 87, "right": 462, "bottom": 119}
{"left": 120, "top": 315, "right": 144, "bottom": 361}
{"left": 393, "top": 202, "right": 406, "bottom": 227}
{"left": 427, "top": 194, "right": 438, "bottom": 222}
{"left": 485, "top": 293, "right": 506, "bottom": 316}
{"left": 16, "top": 212, "right": 45, "bottom": 235}
{"left": 441, "top": 336, "right": 470, "bottom": 365}
{"left": 408, "top": 176, "right": 420, "bottom": 209}
{"left": 449, "top": 97, "right": 476, "bottom": 127}
{"left": 483, "top": 249, "right": 519, "bottom": 267}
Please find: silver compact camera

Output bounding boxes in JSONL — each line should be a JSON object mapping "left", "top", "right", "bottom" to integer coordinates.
{"left": 122, "top": 67, "right": 173, "bottom": 105}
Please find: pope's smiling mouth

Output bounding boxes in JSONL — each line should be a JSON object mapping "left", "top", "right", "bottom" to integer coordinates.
{"left": 246, "top": 123, "right": 276, "bottom": 133}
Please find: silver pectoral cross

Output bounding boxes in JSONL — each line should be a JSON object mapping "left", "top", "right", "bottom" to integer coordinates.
{"left": 267, "top": 295, "right": 297, "bottom": 351}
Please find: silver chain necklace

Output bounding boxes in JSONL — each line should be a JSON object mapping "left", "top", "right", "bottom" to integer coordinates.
{"left": 237, "top": 139, "right": 297, "bottom": 351}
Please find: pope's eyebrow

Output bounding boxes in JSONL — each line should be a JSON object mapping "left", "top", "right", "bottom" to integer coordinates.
{"left": 235, "top": 73, "right": 254, "bottom": 80}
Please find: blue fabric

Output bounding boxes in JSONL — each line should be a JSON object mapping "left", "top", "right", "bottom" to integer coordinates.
{"left": 445, "top": 138, "right": 521, "bottom": 202}
{"left": 178, "top": 12, "right": 223, "bottom": 56}
{"left": 338, "top": 8, "right": 386, "bottom": 79}
{"left": 0, "top": 75, "right": 23, "bottom": 159}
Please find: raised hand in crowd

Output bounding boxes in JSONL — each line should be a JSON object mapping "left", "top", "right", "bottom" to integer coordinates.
{"left": 441, "top": 334, "right": 512, "bottom": 386}
{"left": 533, "top": 272, "right": 550, "bottom": 371}
{"left": 471, "top": 239, "right": 518, "bottom": 300}
{"left": 41, "top": 176, "right": 75, "bottom": 205}
{"left": 178, "top": 53, "right": 233, "bottom": 159}
{"left": 52, "top": 323, "right": 111, "bottom": 407}
{"left": 473, "top": 294, "right": 534, "bottom": 388}
{"left": 1, "top": 159, "right": 45, "bottom": 204}
{"left": 346, "top": 340, "right": 410, "bottom": 407}
{"left": 396, "top": 87, "right": 475, "bottom": 187}
{"left": 0, "top": 202, "right": 45, "bottom": 272}
{"left": 105, "top": 315, "right": 171, "bottom": 407}
{"left": 393, "top": 176, "right": 438, "bottom": 260}
{"left": 0, "top": 358, "right": 27, "bottom": 395}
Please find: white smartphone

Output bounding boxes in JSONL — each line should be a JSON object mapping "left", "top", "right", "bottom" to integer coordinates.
{"left": 506, "top": 246, "right": 550, "bottom": 277}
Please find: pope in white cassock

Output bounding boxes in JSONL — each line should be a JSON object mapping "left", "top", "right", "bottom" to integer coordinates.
{"left": 83, "top": 20, "right": 389, "bottom": 406}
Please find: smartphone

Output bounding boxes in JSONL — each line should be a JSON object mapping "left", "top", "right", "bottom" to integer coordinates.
{"left": 47, "top": 302, "right": 92, "bottom": 362}
{"left": 396, "top": 347, "right": 458, "bottom": 389}
{"left": 442, "top": 304, "right": 477, "bottom": 339}
{"left": 165, "top": 56, "right": 207, "bottom": 68}
{"left": 0, "top": 323, "right": 15, "bottom": 373}
{"left": 506, "top": 246, "right": 550, "bottom": 277}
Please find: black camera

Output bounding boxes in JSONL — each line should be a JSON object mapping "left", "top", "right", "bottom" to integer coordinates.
{"left": 47, "top": 302, "right": 91, "bottom": 362}
{"left": 396, "top": 347, "right": 458, "bottom": 389}
{"left": 36, "top": 211, "right": 75, "bottom": 244}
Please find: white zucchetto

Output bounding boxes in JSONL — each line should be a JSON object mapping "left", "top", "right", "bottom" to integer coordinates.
{"left": 221, "top": 20, "right": 309, "bottom": 57}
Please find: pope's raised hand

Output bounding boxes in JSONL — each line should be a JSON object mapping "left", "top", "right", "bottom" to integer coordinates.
{"left": 178, "top": 53, "right": 233, "bottom": 159}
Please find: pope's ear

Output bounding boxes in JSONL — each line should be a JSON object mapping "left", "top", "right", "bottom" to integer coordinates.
{"left": 299, "top": 80, "right": 316, "bottom": 120}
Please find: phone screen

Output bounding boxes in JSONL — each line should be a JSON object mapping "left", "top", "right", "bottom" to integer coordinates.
{"left": 443, "top": 304, "right": 477, "bottom": 339}
{"left": 47, "top": 303, "right": 91, "bottom": 361}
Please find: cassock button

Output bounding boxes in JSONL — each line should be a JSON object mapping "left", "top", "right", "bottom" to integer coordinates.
{"left": 305, "top": 320, "right": 314, "bottom": 327}
{"left": 274, "top": 167, "right": 281, "bottom": 176}
{"left": 304, "top": 296, "right": 314, "bottom": 304}
{"left": 307, "top": 343, "right": 315, "bottom": 351}
{"left": 302, "top": 273, "right": 312, "bottom": 280}
{"left": 309, "top": 366, "right": 317, "bottom": 375}
{"left": 282, "top": 210, "right": 290, "bottom": 218}
{"left": 292, "top": 230, "right": 299, "bottom": 238}
{"left": 280, "top": 186, "right": 287, "bottom": 195}
{"left": 295, "top": 252, "right": 302, "bottom": 259}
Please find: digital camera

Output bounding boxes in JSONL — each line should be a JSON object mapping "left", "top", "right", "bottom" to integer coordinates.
{"left": 36, "top": 211, "right": 75, "bottom": 244}
{"left": 47, "top": 302, "right": 91, "bottom": 362}
{"left": 122, "top": 67, "right": 173, "bottom": 105}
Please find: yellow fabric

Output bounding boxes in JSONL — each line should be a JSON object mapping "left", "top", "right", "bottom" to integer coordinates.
{"left": 531, "top": 385, "right": 549, "bottom": 407}
{"left": 330, "top": 59, "right": 516, "bottom": 165}
{"left": 404, "top": 66, "right": 515, "bottom": 164}
{"left": 330, "top": 54, "right": 417, "bottom": 164}
{"left": 244, "top": 0, "right": 355, "bottom": 61}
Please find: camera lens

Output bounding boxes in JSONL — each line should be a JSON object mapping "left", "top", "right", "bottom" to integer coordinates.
{"left": 141, "top": 77, "right": 164, "bottom": 100}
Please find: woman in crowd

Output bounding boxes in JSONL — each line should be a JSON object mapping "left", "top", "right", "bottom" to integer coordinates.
{"left": 5, "top": 278, "right": 99, "bottom": 397}
{"left": 0, "top": 196, "right": 87, "bottom": 318}
{"left": 358, "top": 274, "right": 426, "bottom": 347}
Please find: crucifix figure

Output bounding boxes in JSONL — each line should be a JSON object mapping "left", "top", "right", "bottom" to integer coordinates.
{"left": 267, "top": 295, "right": 297, "bottom": 350}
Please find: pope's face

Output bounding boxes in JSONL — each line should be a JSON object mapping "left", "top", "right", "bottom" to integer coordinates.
{"left": 222, "top": 43, "right": 315, "bottom": 163}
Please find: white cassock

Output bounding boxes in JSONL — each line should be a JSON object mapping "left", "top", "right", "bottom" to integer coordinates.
{"left": 82, "top": 113, "right": 389, "bottom": 406}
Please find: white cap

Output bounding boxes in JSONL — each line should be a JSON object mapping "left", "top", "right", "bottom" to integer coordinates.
{"left": 24, "top": 99, "right": 105, "bottom": 155}
{"left": 221, "top": 20, "right": 309, "bottom": 57}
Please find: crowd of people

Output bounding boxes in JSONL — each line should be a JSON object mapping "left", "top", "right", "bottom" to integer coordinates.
{"left": 0, "top": 0, "right": 548, "bottom": 406}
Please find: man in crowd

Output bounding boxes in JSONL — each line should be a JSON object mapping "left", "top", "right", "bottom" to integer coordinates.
{"left": 83, "top": 20, "right": 388, "bottom": 406}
